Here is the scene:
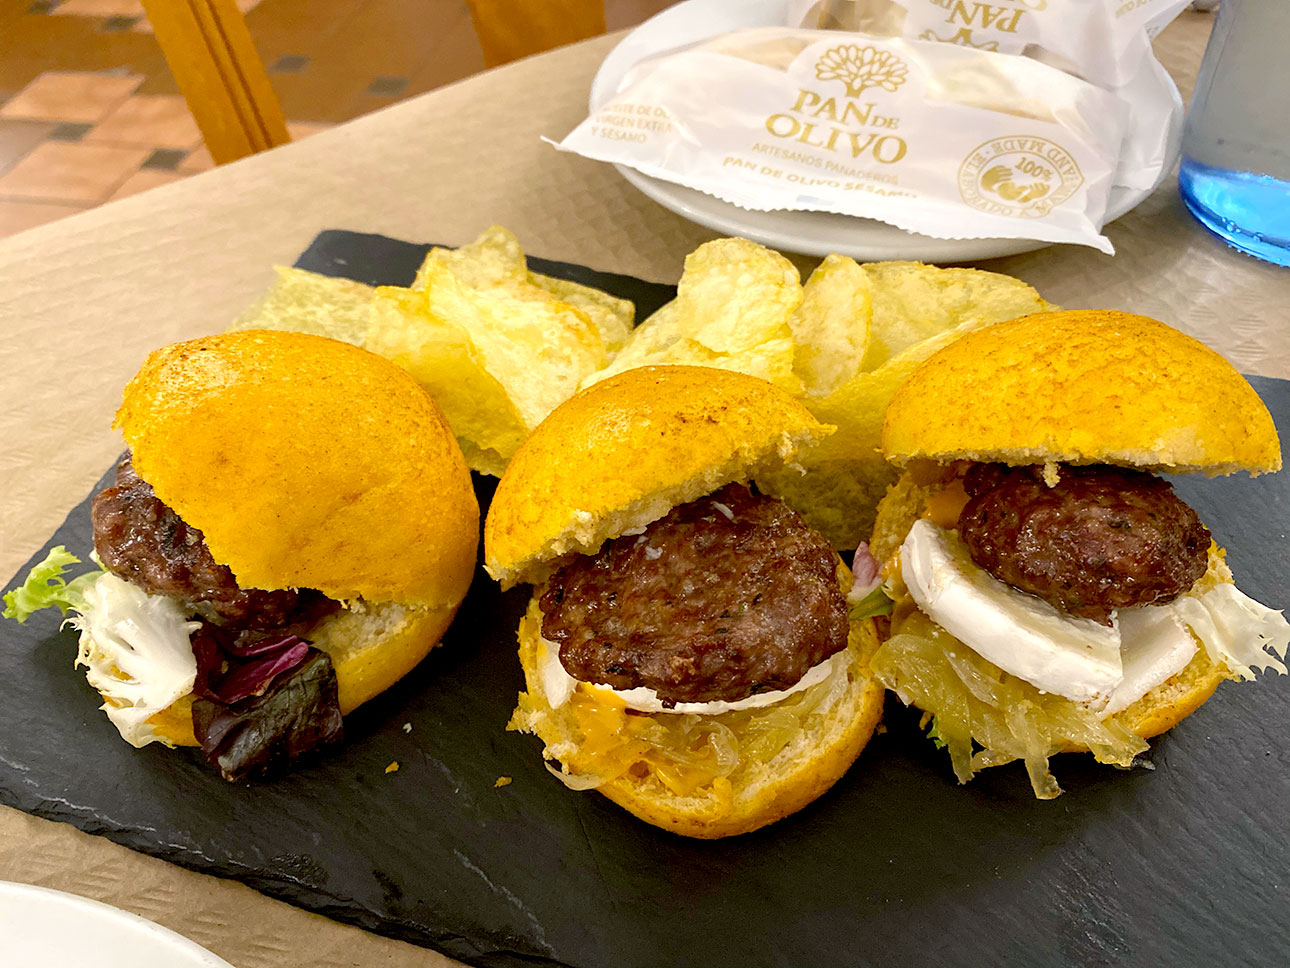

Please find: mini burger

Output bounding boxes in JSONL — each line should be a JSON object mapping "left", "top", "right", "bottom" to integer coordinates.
{"left": 484, "top": 365, "right": 885, "bottom": 838}
{"left": 5, "top": 330, "right": 479, "bottom": 780}
{"left": 867, "top": 310, "right": 1289, "bottom": 798}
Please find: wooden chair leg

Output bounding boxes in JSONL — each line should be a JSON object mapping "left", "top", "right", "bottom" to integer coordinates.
{"left": 464, "top": 0, "right": 608, "bottom": 68}
{"left": 142, "top": 0, "right": 290, "bottom": 165}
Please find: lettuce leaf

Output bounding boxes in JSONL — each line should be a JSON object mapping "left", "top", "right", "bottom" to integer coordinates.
{"left": 1171, "top": 583, "right": 1290, "bottom": 680}
{"left": 848, "top": 586, "right": 894, "bottom": 621}
{"left": 73, "top": 572, "right": 200, "bottom": 747}
{"left": 193, "top": 650, "right": 343, "bottom": 781}
{"left": 925, "top": 716, "right": 948, "bottom": 750}
{"left": 2, "top": 546, "right": 104, "bottom": 623}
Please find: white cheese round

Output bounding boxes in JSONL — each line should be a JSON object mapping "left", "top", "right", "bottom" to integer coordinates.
{"left": 900, "top": 518, "right": 1123, "bottom": 705}
{"left": 1102, "top": 604, "right": 1197, "bottom": 715}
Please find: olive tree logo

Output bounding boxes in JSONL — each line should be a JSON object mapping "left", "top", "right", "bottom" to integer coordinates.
{"left": 814, "top": 44, "right": 909, "bottom": 98}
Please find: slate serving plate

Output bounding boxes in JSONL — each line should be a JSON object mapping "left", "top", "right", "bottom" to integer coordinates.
{"left": 3, "top": 230, "right": 1288, "bottom": 968}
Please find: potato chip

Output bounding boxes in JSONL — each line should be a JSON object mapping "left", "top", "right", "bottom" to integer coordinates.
{"left": 580, "top": 238, "right": 803, "bottom": 394}
{"left": 367, "top": 262, "right": 608, "bottom": 475}
{"left": 414, "top": 224, "right": 527, "bottom": 290}
{"left": 789, "top": 253, "right": 872, "bottom": 398}
{"left": 229, "top": 266, "right": 375, "bottom": 346}
{"left": 366, "top": 286, "right": 527, "bottom": 477}
{"left": 580, "top": 299, "right": 680, "bottom": 388}
{"left": 859, "top": 261, "right": 1056, "bottom": 370}
{"left": 415, "top": 225, "right": 635, "bottom": 357}
{"left": 529, "top": 271, "right": 635, "bottom": 356}
{"left": 675, "top": 237, "right": 801, "bottom": 354}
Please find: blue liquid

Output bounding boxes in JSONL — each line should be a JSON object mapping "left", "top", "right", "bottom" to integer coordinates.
{"left": 1179, "top": 159, "right": 1290, "bottom": 267}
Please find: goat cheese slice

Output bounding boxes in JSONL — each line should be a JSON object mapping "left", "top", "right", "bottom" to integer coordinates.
{"left": 1102, "top": 604, "right": 1198, "bottom": 716}
{"left": 901, "top": 518, "right": 1123, "bottom": 705}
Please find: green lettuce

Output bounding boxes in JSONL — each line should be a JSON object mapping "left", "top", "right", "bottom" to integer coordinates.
{"left": 2, "top": 546, "right": 104, "bottom": 623}
{"left": 925, "top": 716, "right": 948, "bottom": 750}
{"left": 848, "top": 585, "right": 894, "bottom": 621}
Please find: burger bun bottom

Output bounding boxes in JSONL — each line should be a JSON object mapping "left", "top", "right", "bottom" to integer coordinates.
{"left": 510, "top": 586, "right": 886, "bottom": 839}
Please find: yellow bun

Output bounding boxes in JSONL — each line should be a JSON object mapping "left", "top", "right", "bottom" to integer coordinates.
{"left": 485, "top": 365, "right": 830, "bottom": 589}
{"left": 146, "top": 599, "right": 460, "bottom": 746}
{"left": 116, "top": 330, "right": 479, "bottom": 608}
{"left": 511, "top": 585, "right": 885, "bottom": 839}
{"left": 882, "top": 310, "right": 1281, "bottom": 476}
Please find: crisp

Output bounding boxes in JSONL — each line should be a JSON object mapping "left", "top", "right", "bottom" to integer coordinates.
{"left": 789, "top": 253, "right": 873, "bottom": 398}
{"left": 583, "top": 237, "right": 803, "bottom": 395}
{"left": 365, "top": 284, "right": 527, "bottom": 477}
{"left": 414, "top": 224, "right": 527, "bottom": 289}
{"left": 416, "top": 224, "right": 634, "bottom": 355}
{"left": 366, "top": 261, "right": 608, "bottom": 476}
{"left": 229, "top": 266, "right": 375, "bottom": 347}
{"left": 860, "top": 261, "right": 1055, "bottom": 370}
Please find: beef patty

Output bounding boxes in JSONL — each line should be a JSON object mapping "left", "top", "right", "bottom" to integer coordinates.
{"left": 91, "top": 455, "right": 334, "bottom": 630}
{"left": 539, "top": 484, "right": 848, "bottom": 706}
{"left": 957, "top": 463, "right": 1210, "bottom": 624}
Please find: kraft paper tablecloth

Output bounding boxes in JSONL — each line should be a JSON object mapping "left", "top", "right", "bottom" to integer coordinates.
{"left": 0, "top": 11, "right": 1286, "bottom": 968}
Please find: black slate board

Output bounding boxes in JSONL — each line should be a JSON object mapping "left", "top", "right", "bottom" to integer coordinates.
{"left": 3, "top": 230, "right": 1289, "bottom": 968}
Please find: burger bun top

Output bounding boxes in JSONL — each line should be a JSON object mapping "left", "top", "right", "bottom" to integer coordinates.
{"left": 881, "top": 310, "right": 1281, "bottom": 476}
{"left": 116, "top": 329, "right": 479, "bottom": 609}
{"left": 484, "top": 365, "right": 830, "bottom": 589}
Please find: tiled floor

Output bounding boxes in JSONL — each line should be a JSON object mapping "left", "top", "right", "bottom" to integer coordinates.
{"left": 0, "top": 0, "right": 676, "bottom": 238}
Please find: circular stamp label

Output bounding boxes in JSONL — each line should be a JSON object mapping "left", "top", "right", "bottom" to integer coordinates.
{"left": 957, "top": 137, "right": 1084, "bottom": 218}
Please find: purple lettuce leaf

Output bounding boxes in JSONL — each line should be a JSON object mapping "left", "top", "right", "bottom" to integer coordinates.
{"left": 192, "top": 650, "right": 344, "bottom": 782}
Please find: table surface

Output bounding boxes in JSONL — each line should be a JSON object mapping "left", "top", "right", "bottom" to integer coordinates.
{"left": 1, "top": 11, "right": 1286, "bottom": 968}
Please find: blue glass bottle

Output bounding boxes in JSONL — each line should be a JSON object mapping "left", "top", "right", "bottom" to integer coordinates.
{"left": 1178, "top": 0, "right": 1290, "bottom": 266}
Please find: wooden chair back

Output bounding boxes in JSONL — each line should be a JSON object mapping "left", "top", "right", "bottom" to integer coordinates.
{"left": 465, "top": 0, "right": 607, "bottom": 67}
{"left": 141, "top": 0, "right": 290, "bottom": 166}
{"left": 144, "top": 0, "right": 609, "bottom": 166}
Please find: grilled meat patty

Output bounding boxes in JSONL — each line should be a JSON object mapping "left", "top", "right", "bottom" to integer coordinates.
{"left": 539, "top": 484, "right": 849, "bottom": 706}
{"left": 957, "top": 463, "right": 1210, "bottom": 624}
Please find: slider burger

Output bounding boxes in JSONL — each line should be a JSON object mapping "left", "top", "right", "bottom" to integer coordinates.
{"left": 484, "top": 366, "right": 885, "bottom": 838}
{"left": 5, "top": 331, "right": 479, "bottom": 780}
{"left": 866, "top": 310, "right": 1289, "bottom": 798}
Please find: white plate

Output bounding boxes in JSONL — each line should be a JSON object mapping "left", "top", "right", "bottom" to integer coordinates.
{"left": 0, "top": 881, "right": 234, "bottom": 967}
{"left": 589, "top": 0, "right": 1181, "bottom": 261}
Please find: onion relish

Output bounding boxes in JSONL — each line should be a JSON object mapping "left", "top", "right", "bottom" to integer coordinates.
{"left": 872, "top": 607, "right": 1148, "bottom": 799}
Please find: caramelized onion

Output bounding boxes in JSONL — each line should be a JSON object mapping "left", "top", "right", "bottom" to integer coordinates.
{"left": 872, "top": 611, "right": 1147, "bottom": 798}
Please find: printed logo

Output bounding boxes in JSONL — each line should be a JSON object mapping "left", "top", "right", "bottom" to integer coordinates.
{"left": 814, "top": 44, "right": 909, "bottom": 98}
{"left": 958, "top": 137, "right": 1083, "bottom": 218}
